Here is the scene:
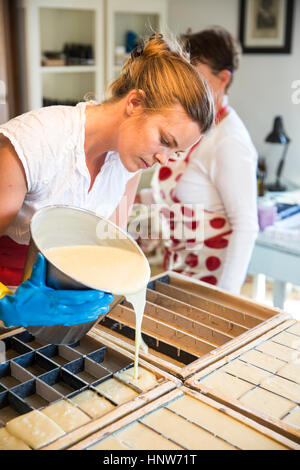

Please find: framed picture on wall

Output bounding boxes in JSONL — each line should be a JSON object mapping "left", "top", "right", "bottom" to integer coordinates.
{"left": 239, "top": 0, "right": 294, "bottom": 53}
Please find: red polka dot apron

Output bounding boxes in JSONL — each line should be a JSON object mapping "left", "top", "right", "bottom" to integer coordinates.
{"left": 0, "top": 236, "right": 29, "bottom": 286}
{"left": 151, "top": 135, "right": 233, "bottom": 286}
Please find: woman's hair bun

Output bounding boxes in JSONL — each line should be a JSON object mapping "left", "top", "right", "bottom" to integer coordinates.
{"left": 106, "top": 31, "right": 214, "bottom": 135}
{"left": 132, "top": 32, "right": 189, "bottom": 62}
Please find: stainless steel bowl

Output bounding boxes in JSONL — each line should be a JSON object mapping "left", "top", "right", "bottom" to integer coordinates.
{"left": 23, "top": 205, "right": 149, "bottom": 345}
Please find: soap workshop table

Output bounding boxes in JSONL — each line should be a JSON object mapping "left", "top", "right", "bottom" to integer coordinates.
{"left": 248, "top": 231, "right": 300, "bottom": 309}
{"left": 249, "top": 187, "right": 300, "bottom": 309}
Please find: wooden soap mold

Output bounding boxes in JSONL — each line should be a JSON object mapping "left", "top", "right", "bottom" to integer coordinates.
{"left": 97, "top": 271, "right": 290, "bottom": 380}
{"left": 0, "top": 329, "right": 180, "bottom": 450}
{"left": 185, "top": 319, "right": 300, "bottom": 443}
{"left": 68, "top": 386, "right": 299, "bottom": 450}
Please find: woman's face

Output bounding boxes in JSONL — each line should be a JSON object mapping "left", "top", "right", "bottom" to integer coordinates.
{"left": 195, "top": 62, "right": 230, "bottom": 103}
{"left": 195, "top": 62, "right": 221, "bottom": 96}
{"left": 117, "top": 104, "right": 201, "bottom": 173}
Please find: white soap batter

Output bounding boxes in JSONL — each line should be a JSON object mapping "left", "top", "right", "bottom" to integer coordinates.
{"left": 45, "top": 245, "right": 150, "bottom": 379}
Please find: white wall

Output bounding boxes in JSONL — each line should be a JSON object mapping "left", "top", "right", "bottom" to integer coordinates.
{"left": 168, "top": 0, "right": 300, "bottom": 185}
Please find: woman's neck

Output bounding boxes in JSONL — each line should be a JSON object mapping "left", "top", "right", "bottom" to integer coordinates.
{"left": 215, "top": 94, "right": 229, "bottom": 123}
{"left": 215, "top": 93, "right": 228, "bottom": 112}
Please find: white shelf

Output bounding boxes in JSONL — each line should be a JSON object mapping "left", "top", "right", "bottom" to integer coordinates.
{"left": 106, "top": 0, "right": 168, "bottom": 85}
{"left": 18, "top": 0, "right": 104, "bottom": 110}
{"left": 40, "top": 65, "right": 97, "bottom": 74}
{"left": 18, "top": 0, "right": 167, "bottom": 110}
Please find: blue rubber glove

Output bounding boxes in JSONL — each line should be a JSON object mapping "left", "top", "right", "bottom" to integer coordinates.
{"left": 0, "top": 253, "right": 114, "bottom": 327}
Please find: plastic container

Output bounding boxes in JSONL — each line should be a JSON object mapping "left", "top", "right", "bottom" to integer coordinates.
{"left": 258, "top": 203, "right": 278, "bottom": 231}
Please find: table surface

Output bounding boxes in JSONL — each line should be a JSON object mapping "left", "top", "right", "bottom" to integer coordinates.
{"left": 249, "top": 185, "right": 300, "bottom": 308}
{"left": 257, "top": 185, "right": 300, "bottom": 256}
{"left": 256, "top": 231, "right": 300, "bottom": 256}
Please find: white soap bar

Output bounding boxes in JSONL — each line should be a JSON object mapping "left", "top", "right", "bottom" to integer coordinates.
{"left": 41, "top": 400, "right": 91, "bottom": 433}
{"left": 6, "top": 410, "right": 65, "bottom": 449}
{"left": 70, "top": 390, "right": 115, "bottom": 418}
{"left": 95, "top": 378, "right": 138, "bottom": 404}
{"left": 0, "top": 427, "right": 31, "bottom": 450}
{"left": 115, "top": 367, "right": 158, "bottom": 391}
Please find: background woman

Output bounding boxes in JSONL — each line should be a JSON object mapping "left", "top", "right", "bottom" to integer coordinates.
{"left": 138, "top": 27, "right": 258, "bottom": 294}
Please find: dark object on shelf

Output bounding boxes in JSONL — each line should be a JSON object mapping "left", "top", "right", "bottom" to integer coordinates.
{"left": 43, "top": 97, "right": 79, "bottom": 107}
{"left": 125, "top": 31, "right": 138, "bottom": 53}
{"left": 42, "top": 51, "right": 65, "bottom": 66}
{"left": 275, "top": 203, "right": 300, "bottom": 220}
{"left": 63, "top": 43, "right": 94, "bottom": 66}
{"left": 264, "top": 116, "right": 291, "bottom": 192}
{"left": 257, "top": 157, "right": 267, "bottom": 197}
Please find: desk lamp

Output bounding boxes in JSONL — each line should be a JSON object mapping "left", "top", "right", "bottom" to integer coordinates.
{"left": 265, "top": 116, "right": 291, "bottom": 192}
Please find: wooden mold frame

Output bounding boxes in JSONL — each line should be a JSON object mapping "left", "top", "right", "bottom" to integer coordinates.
{"left": 96, "top": 271, "right": 290, "bottom": 380}
{"left": 0, "top": 329, "right": 180, "bottom": 450}
{"left": 185, "top": 319, "right": 300, "bottom": 443}
{"left": 68, "top": 385, "right": 299, "bottom": 450}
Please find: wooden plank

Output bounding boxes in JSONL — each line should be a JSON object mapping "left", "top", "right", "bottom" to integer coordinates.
{"left": 0, "top": 327, "right": 24, "bottom": 341}
{"left": 98, "top": 313, "right": 288, "bottom": 383}
{"left": 179, "top": 312, "right": 290, "bottom": 379}
{"left": 93, "top": 326, "right": 184, "bottom": 369}
{"left": 108, "top": 304, "right": 215, "bottom": 355}
{"left": 155, "top": 282, "right": 264, "bottom": 328}
{"left": 186, "top": 319, "right": 298, "bottom": 381}
{"left": 146, "top": 289, "right": 247, "bottom": 337}
{"left": 168, "top": 275, "right": 279, "bottom": 319}
{"left": 123, "top": 298, "right": 234, "bottom": 345}
{"left": 42, "top": 380, "right": 177, "bottom": 450}
{"left": 68, "top": 386, "right": 299, "bottom": 450}
{"left": 185, "top": 319, "right": 300, "bottom": 443}
{"left": 143, "top": 300, "right": 233, "bottom": 345}
{"left": 180, "top": 387, "right": 299, "bottom": 450}
{"left": 92, "top": 326, "right": 184, "bottom": 376}
{"left": 68, "top": 388, "right": 183, "bottom": 450}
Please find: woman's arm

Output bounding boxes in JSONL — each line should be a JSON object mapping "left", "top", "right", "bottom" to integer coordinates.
{"left": 0, "top": 135, "right": 27, "bottom": 237}
{"left": 110, "top": 172, "right": 141, "bottom": 229}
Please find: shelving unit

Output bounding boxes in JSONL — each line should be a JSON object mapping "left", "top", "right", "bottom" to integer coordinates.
{"left": 18, "top": 0, "right": 104, "bottom": 110}
{"left": 18, "top": 0, "right": 168, "bottom": 111}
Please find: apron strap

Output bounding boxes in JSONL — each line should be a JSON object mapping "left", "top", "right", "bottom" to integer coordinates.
{"left": 0, "top": 236, "right": 29, "bottom": 286}
{"left": 215, "top": 105, "right": 229, "bottom": 124}
{"left": 184, "top": 139, "right": 202, "bottom": 164}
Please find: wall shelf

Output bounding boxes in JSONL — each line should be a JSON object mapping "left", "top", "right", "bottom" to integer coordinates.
{"left": 18, "top": 0, "right": 168, "bottom": 111}
{"left": 40, "top": 66, "right": 98, "bottom": 74}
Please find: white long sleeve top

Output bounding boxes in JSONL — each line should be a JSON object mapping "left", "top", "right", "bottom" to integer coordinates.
{"left": 175, "top": 105, "right": 259, "bottom": 294}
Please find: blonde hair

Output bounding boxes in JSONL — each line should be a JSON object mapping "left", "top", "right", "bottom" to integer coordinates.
{"left": 106, "top": 33, "right": 214, "bottom": 134}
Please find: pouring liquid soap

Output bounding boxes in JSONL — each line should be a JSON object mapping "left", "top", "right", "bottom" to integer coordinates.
{"left": 45, "top": 245, "right": 151, "bottom": 380}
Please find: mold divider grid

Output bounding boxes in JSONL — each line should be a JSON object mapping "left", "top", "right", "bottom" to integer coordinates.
{"left": 0, "top": 388, "right": 34, "bottom": 425}
{"left": 9, "top": 378, "right": 64, "bottom": 410}
{"left": 67, "top": 386, "right": 299, "bottom": 451}
{"left": 185, "top": 319, "right": 300, "bottom": 443}
{"left": 0, "top": 327, "right": 181, "bottom": 449}
{"left": 95, "top": 271, "right": 290, "bottom": 380}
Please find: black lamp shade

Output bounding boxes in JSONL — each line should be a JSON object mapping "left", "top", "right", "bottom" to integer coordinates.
{"left": 265, "top": 116, "right": 291, "bottom": 144}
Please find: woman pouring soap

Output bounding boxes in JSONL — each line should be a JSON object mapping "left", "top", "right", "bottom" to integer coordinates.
{"left": 0, "top": 34, "right": 214, "bottom": 337}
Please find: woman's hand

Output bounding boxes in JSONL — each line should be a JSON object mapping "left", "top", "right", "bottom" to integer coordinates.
{"left": 0, "top": 254, "right": 114, "bottom": 327}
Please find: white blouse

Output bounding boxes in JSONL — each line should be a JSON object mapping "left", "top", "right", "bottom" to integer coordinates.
{"left": 175, "top": 106, "right": 259, "bottom": 293}
{"left": 0, "top": 102, "right": 136, "bottom": 245}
